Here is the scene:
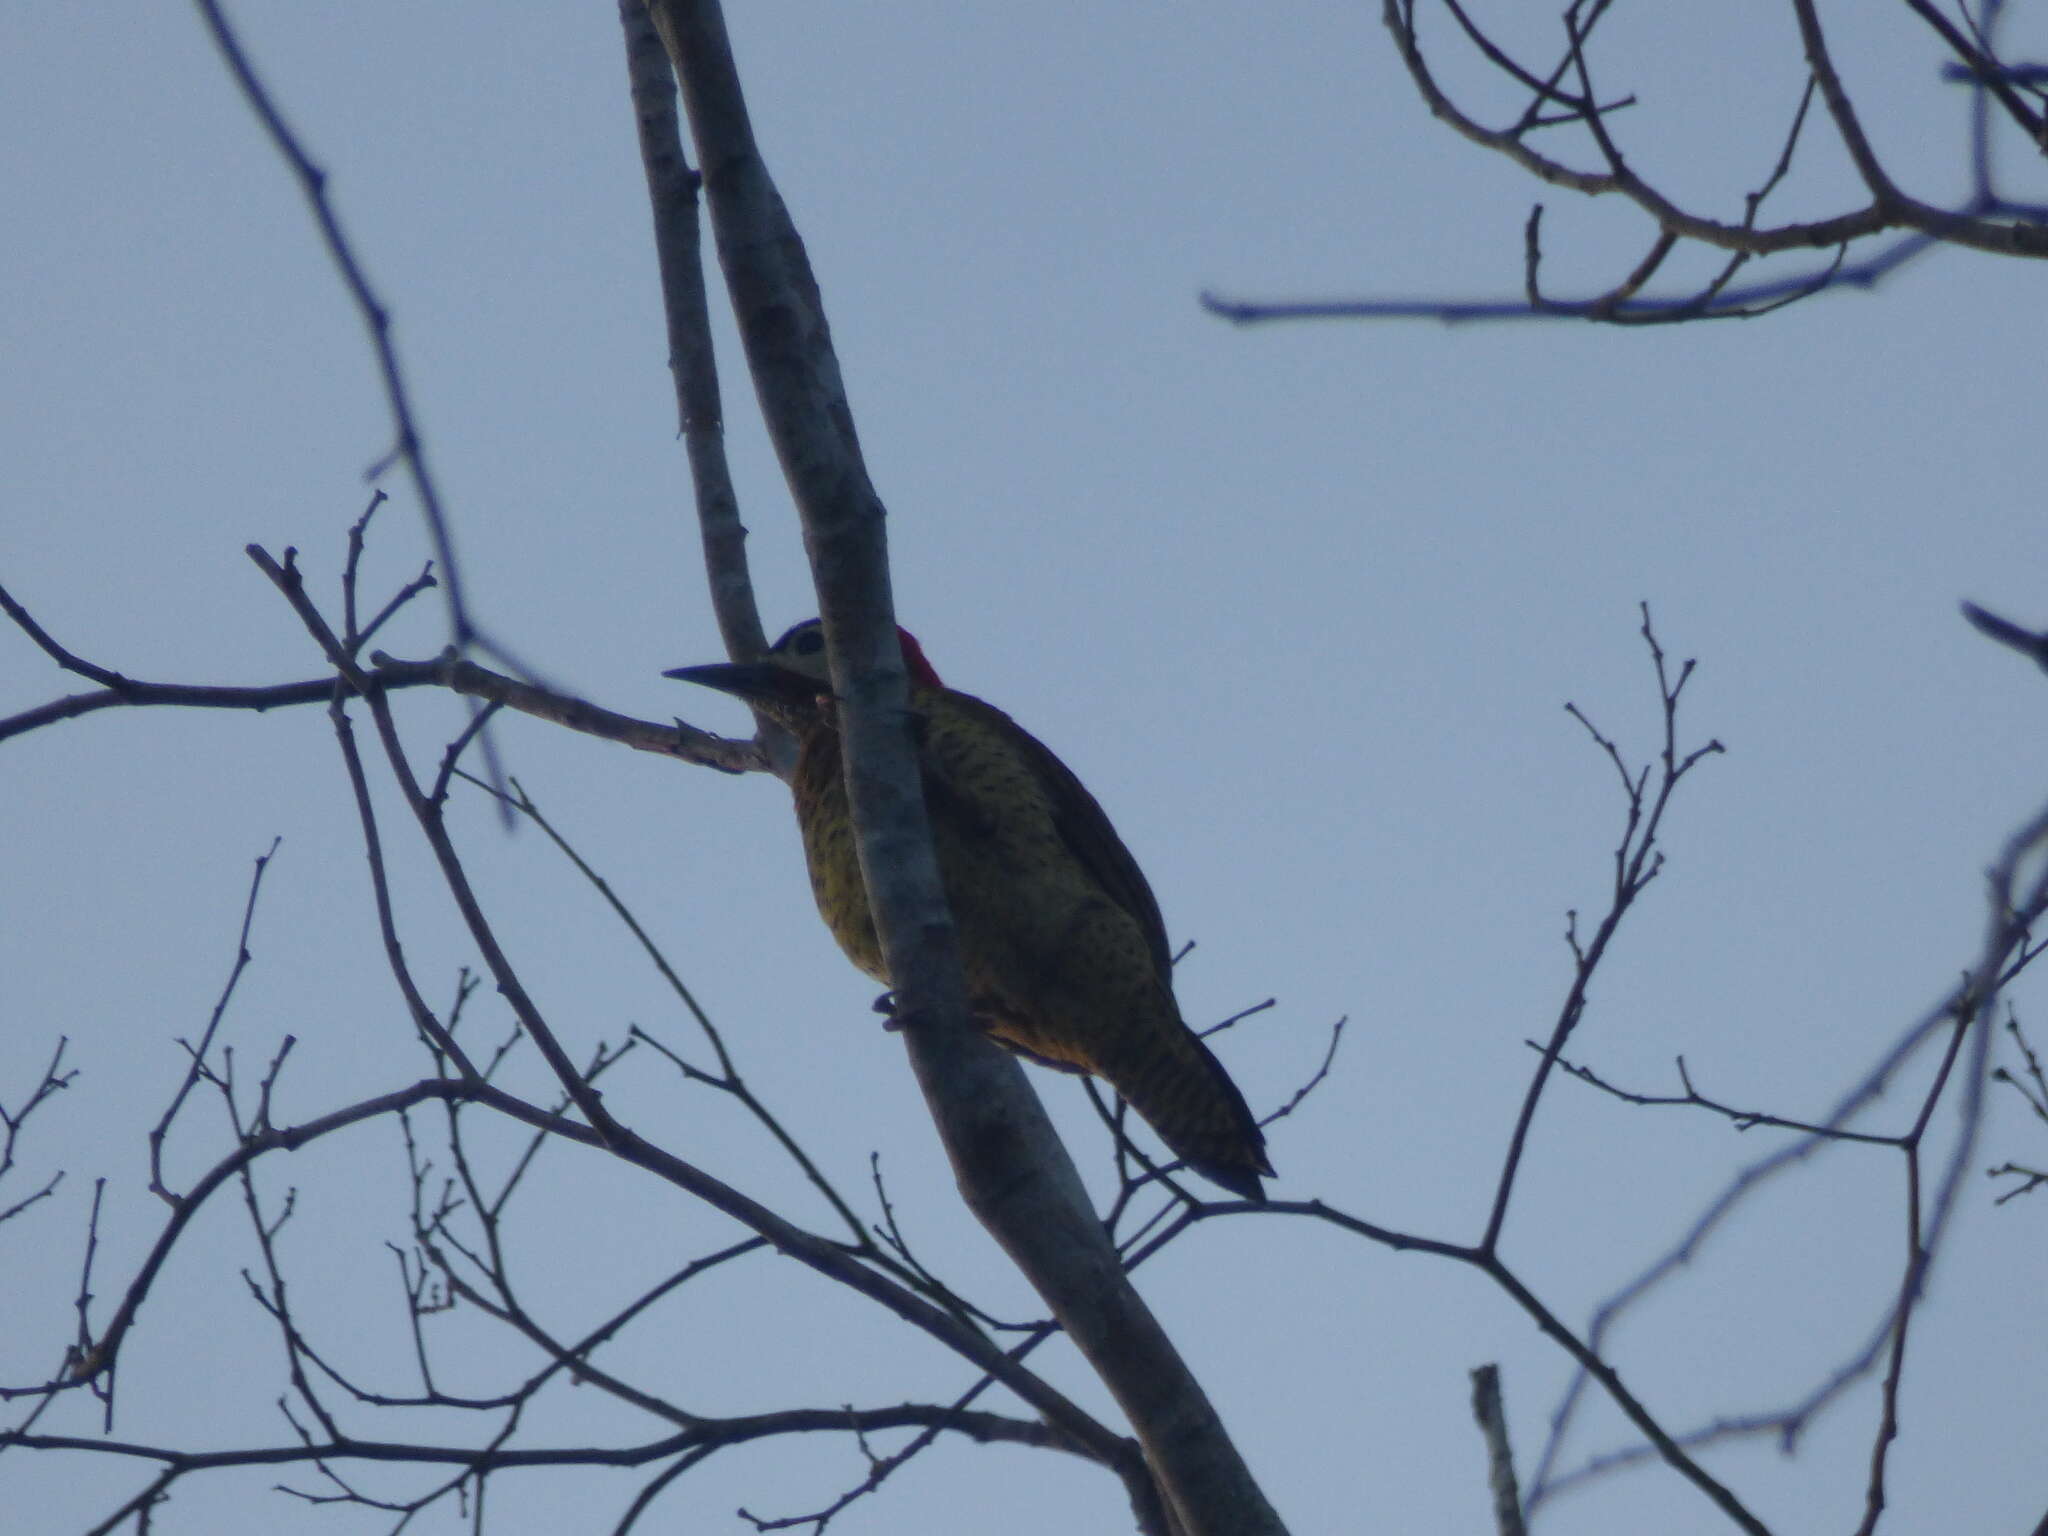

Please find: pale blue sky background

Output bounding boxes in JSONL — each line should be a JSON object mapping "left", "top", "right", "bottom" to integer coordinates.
{"left": 4, "top": 5, "right": 2045, "bottom": 1534}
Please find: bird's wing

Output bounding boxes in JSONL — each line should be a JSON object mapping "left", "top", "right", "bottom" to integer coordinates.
{"left": 937, "top": 691, "right": 1177, "bottom": 982}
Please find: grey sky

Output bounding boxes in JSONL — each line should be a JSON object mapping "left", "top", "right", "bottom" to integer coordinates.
{"left": 4, "top": 5, "right": 2045, "bottom": 1533}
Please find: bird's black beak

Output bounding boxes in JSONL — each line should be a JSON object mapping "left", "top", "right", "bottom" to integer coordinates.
{"left": 663, "top": 661, "right": 822, "bottom": 710}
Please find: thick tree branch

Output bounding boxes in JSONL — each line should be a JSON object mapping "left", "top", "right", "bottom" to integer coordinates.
{"left": 642, "top": 3, "right": 1284, "bottom": 1532}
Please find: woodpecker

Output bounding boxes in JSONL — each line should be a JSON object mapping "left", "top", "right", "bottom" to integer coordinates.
{"left": 668, "top": 618, "right": 1272, "bottom": 1200}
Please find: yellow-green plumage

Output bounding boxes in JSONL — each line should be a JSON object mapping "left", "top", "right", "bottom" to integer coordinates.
{"left": 672, "top": 619, "right": 1272, "bottom": 1200}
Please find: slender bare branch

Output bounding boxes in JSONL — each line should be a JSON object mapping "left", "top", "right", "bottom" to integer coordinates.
{"left": 1207, "top": 1, "right": 2048, "bottom": 327}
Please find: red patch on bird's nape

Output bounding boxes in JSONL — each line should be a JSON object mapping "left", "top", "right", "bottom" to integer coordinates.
{"left": 896, "top": 627, "right": 943, "bottom": 690}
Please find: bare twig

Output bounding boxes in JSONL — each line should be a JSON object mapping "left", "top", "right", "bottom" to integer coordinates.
{"left": 1486, "top": 606, "right": 1723, "bottom": 1254}
{"left": 148, "top": 840, "right": 282, "bottom": 1199}
{"left": 0, "top": 1039, "right": 76, "bottom": 1226}
{"left": 1205, "top": 1, "right": 2048, "bottom": 326}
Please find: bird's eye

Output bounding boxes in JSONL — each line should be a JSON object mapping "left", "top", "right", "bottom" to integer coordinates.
{"left": 794, "top": 628, "right": 825, "bottom": 656}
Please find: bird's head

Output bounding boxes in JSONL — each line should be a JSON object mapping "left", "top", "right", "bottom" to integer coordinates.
{"left": 664, "top": 618, "right": 943, "bottom": 728}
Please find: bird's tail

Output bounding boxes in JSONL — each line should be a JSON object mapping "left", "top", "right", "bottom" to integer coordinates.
{"left": 1101, "top": 1025, "right": 1272, "bottom": 1201}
